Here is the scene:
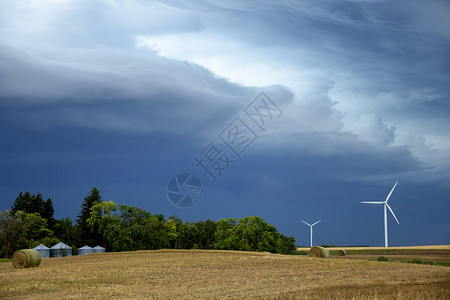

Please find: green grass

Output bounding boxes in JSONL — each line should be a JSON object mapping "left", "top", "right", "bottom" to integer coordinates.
{"left": 403, "top": 259, "right": 450, "bottom": 267}
{"left": 373, "top": 257, "right": 450, "bottom": 267}
{"left": 377, "top": 256, "right": 390, "bottom": 261}
{"left": 292, "top": 250, "right": 309, "bottom": 255}
{"left": 0, "top": 259, "right": 12, "bottom": 263}
{"left": 342, "top": 249, "right": 450, "bottom": 255}
{"left": 328, "top": 250, "right": 346, "bottom": 256}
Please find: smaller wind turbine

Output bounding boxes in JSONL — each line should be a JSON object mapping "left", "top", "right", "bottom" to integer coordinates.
{"left": 361, "top": 182, "right": 400, "bottom": 247}
{"left": 301, "top": 220, "right": 321, "bottom": 248}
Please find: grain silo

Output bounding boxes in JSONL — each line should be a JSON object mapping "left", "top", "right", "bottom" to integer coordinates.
{"left": 33, "top": 244, "right": 50, "bottom": 258}
{"left": 93, "top": 245, "right": 106, "bottom": 253}
{"left": 50, "top": 242, "right": 72, "bottom": 257}
{"left": 78, "top": 245, "right": 94, "bottom": 255}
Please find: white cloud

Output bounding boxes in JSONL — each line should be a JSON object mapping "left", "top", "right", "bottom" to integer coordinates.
{"left": 136, "top": 33, "right": 301, "bottom": 88}
{"left": 347, "top": 114, "right": 396, "bottom": 146}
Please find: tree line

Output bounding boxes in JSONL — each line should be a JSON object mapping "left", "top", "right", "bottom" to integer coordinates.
{"left": 0, "top": 188, "right": 296, "bottom": 258}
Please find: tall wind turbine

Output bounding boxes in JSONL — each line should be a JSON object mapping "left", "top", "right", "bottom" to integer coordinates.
{"left": 361, "top": 182, "right": 400, "bottom": 247}
{"left": 301, "top": 220, "right": 321, "bottom": 248}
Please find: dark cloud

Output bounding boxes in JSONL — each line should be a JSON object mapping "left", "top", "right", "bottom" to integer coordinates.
{"left": 0, "top": 0, "right": 449, "bottom": 246}
{"left": 0, "top": 44, "right": 265, "bottom": 135}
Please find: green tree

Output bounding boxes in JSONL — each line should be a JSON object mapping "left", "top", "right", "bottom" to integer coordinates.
{"left": 168, "top": 215, "right": 186, "bottom": 249}
{"left": 0, "top": 210, "right": 24, "bottom": 258}
{"left": 214, "top": 216, "right": 296, "bottom": 254}
{"left": 215, "top": 218, "right": 240, "bottom": 250}
{"left": 87, "top": 201, "right": 171, "bottom": 252}
{"left": 0, "top": 210, "right": 54, "bottom": 258}
{"left": 167, "top": 218, "right": 178, "bottom": 245}
{"left": 11, "top": 192, "right": 55, "bottom": 228}
{"left": 53, "top": 217, "right": 77, "bottom": 247}
{"left": 200, "top": 219, "right": 217, "bottom": 249}
{"left": 182, "top": 220, "right": 217, "bottom": 249}
{"left": 76, "top": 187, "right": 103, "bottom": 246}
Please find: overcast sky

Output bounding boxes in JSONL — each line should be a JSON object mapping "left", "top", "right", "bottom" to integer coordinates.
{"left": 1, "top": 0, "right": 449, "bottom": 247}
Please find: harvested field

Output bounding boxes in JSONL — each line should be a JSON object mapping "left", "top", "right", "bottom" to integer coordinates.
{"left": 1, "top": 249, "right": 449, "bottom": 299}
{"left": 297, "top": 245, "right": 450, "bottom": 251}
{"left": 335, "top": 250, "right": 450, "bottom": 263}
{"left": 297, "top": 246, "right": 450, "bottom": 265}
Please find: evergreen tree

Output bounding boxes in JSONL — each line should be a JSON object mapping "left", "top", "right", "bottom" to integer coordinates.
{"left": 11, "top": 192, "right": 55, "bottom": 229}
{"left": 76, "top": 187, "right": 103, "bottom": 246}
{"left": 53, "top": 217, "right": 77, "bottom": 247}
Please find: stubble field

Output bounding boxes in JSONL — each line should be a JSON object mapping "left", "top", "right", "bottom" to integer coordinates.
{"left": 1, "top": 248, "right": 449, "bottom": 299}
{"left": 298, "top": 245, "right": 450, "bottom": 264}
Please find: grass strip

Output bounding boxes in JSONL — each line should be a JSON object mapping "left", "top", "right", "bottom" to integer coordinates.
{"left": 402, "top": 259, "right": 450, "bottom": 267}
{"left": 343, "top": 249, "right": 450, "bottom": 255}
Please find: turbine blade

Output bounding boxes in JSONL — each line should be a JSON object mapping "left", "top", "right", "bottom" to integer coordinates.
{"left": 312, "top": 220, "right": 321, "bottom": 226}
{"left": 301, "top": 220, "right": 311, "bottom": 226}
{"left": 386, "top": 181, "right": 398, "bottom": 202}
{"left": 361, "top": 202, "right": 384, "bottom": 204}
{"left": 386, "top": 204, "right": 400, "bottom": 224}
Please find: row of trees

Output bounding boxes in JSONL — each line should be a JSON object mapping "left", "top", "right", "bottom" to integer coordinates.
{"left": 1, "top": 188, "right": 103, "bottom": 258}
{"left": 1, "top": 188, "right": 296, "bottom": 258}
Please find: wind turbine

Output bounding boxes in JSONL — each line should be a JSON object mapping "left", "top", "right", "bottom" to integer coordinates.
{"left": 361, "top": 182, "right": 400, "bottom": 247}
{"left": 301, "top": 220, "right": 321, "bottom": 248}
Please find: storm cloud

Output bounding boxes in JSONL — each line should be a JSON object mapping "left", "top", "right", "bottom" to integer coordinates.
{"left": 0, "top": 0, "right": 449, "bottom": 246}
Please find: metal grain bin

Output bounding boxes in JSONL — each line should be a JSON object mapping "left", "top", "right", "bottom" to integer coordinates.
{"left": 93, "top": 245, "right": 106, "bottom": 253}
{"left": 78, "top": 245, "right": 94, "bottom": 255}
{"left": 50, "top": 242, "right": 72, "bottom": 257}
{"left": 33, "top": 244, "right": 50, "bottom": 258}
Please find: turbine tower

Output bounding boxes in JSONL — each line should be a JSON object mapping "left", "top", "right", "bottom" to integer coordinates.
{"left": 301, "top": 220, "right": 321, "bottom": 248}
{"left": 361, "top": 182, "right": 400, "bottom": 247}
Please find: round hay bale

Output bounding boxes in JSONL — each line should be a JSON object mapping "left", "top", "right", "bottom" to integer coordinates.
{"left": 12, "top": 249, "right": 41, "bottom": 269}
{"left": 309, "top": 246, "right": 330, "bottom": 258}
{"left": 337, "top": 249, "right": 347, "bottom": 256}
